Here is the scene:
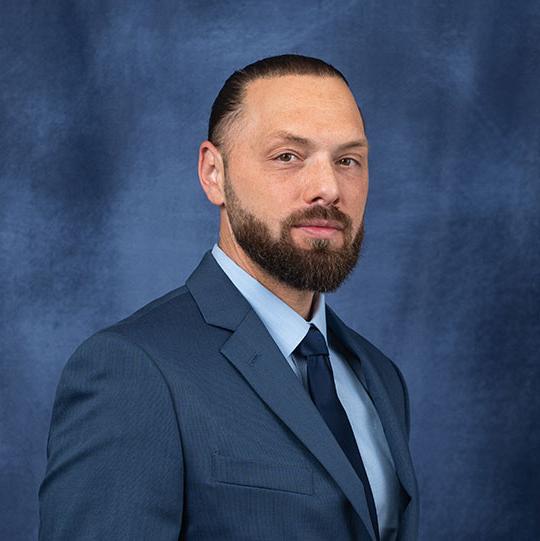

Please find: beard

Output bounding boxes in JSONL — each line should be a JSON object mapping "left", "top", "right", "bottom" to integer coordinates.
{"left": 223, "top": 176, "right": 365, "bottom": 292}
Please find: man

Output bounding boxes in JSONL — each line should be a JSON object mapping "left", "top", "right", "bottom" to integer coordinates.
{"left": 39, "top": 54, "right": 419, "bottom": 540}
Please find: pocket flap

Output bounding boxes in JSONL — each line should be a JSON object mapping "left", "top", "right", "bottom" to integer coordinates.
{"left": 212, "top": 453, "right": 313, "bottom": 495}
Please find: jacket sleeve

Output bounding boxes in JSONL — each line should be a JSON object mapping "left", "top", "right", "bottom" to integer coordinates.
{"left": 38, "top": 331, "right": 184, "bottom": 540}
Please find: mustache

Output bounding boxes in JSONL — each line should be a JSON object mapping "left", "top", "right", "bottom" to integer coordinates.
{"left": 285, "top": 205, "right": 351, "bottom": 230}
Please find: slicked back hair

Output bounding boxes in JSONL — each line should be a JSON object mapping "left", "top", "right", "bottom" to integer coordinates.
{"left": 207, "top": 54, "right": 366, "bottom": 159}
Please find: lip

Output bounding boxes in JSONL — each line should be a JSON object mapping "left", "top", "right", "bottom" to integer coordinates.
{"left": 294, "top": 220, "right": 344, "bottom": 230}
{"left": 293, "top": 220, "right": 344, "bottom": 239}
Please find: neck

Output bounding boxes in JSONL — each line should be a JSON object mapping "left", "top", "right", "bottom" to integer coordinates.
{"left": 218, "top": 237, "right": 317, "bottom": 321}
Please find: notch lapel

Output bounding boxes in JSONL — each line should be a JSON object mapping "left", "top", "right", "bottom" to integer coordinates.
{"left": 220, "top": 310, "right": 377, "bottom": 541}
{"left": 186, "top": 250, "right": 377, "bottom": 541}
{"left": 325, "top": 305, "right": 418, "bottom": 505}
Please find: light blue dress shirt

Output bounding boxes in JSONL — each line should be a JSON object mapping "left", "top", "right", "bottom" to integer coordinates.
{"left": 211, "top": 242, "right": 402, "bottom": 541}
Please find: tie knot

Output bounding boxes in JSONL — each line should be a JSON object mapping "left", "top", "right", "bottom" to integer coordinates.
{"left": 295, "top": 325, "right": 329, "bottom": 358}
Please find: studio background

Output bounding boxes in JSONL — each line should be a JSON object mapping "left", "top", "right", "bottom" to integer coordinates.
{"left": 1, "top": 1, "right": 539, "bottom": 540}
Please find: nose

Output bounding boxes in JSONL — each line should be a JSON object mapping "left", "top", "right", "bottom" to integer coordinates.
{"left": 302, "top": 156, "right": 340, "bottom": 206}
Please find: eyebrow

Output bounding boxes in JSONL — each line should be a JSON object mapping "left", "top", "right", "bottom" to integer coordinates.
{"left": 267, "top": 130, "right": 369, "bottom": 151}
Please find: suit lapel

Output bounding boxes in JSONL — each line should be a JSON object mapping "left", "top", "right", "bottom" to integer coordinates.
{"left": 326, "top": 305, "right": 418, "bottom": 505}
{"left": 186, "top": 250, "right": 383, "bottom": 540}
{"left": 219, "top": 309, "right": 377, "bottom": 540}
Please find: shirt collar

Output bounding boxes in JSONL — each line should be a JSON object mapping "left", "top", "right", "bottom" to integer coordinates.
{"left": 211, "top": 243, "right": 327, "bottom": 359}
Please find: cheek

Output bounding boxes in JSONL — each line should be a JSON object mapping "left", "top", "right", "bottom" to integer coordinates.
{"left": 236, "top": 186, "right": 289, "bottom": 236}
{"left": 341, "top": 189, "right": 368, "bottom": 232}
{"left": 251, "top": 183, "right": 298, "bottom": 221}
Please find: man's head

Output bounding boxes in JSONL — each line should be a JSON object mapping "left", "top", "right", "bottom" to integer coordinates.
{"left": 198, "top": 54, "right": 369, "bottom": 293}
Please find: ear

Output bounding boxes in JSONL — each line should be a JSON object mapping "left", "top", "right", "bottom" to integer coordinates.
{"left": 198, "top": 140, "right": 225, "bottom": 206}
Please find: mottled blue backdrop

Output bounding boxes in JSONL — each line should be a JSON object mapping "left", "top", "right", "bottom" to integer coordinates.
{"left": 2, "top": 1, "right": 539, "bottom": 539}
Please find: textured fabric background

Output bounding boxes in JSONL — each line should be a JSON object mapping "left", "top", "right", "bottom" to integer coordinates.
{"left": 1, "top": 1, "right": 539, "bottom": 540}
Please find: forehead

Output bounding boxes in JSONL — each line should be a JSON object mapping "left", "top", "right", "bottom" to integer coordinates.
{"left": 240, "top": 74, "right": 365, "bottom": 143}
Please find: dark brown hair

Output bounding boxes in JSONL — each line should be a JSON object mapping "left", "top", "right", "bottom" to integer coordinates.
{"left": 208, "top": 54, "right": 365, "bottom": 156}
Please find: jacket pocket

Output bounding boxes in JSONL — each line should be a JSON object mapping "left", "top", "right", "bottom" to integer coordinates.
{"left": 211, "top": 452, "right": 313, "bottom": 495}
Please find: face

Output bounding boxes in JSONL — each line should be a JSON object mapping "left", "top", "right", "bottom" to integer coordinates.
{"left": 218, "top": 74, "right": 369, "bottom": 292}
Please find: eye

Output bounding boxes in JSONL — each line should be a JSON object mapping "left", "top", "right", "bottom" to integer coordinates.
{"left": 275, "top": 152, "right": 298, "bottom": 163}
{"left": 338, "top": 157, "right": 360, "bottom": 167}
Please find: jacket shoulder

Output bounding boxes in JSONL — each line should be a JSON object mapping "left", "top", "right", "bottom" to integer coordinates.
{"left": 98, "top": 284, "right": 205, "bottom": 351}
{"left": 107, "top": 284, "right": 192, "bottom": 330}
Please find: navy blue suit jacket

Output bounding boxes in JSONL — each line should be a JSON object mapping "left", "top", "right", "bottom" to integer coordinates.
{"left": 39, "top": 250, "right": 419, "bottom": 540}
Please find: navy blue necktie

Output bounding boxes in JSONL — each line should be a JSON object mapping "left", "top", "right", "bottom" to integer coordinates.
{"left": 294, "top": 324, "right": 380, "bottom": 541}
